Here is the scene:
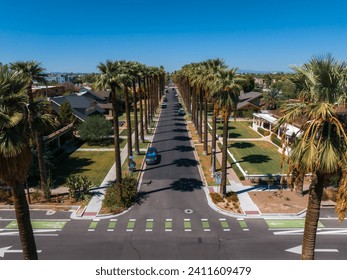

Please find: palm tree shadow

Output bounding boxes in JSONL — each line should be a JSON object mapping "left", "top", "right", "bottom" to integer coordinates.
{"left": 240, "top": 154, "right": 271, "bottom": 164}
{"left": 170, "top": 178, "right": 203, "bottom": 192}
{"left": 137, "top": 178, "right": 203, "bottom": 198}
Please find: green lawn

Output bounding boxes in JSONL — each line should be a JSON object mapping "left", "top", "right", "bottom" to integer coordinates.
{"left": 80, "top": 138, "right": 127, "bottom": 149}
{"left": 54, "top": 151, "right": 115, "bottom": 187}
{"left": 212, "top": 121, "right": 261, "bottom": 139}
{"left": 228, "top": 141, "right": 287, "bottom": 174}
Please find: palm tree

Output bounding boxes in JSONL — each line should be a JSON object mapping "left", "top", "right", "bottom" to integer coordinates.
{"left": 276, "top": 55, "right": 347, "bottom": 259}
{"left": 95, "top": 60, "right": 123, "bottom": 184}
{"left": 212, "top": 68, "right": 243, "bottom": 195}
{"left": 10, "top": 61, "right": 50, "bottom": 196}
{"left": 261, "top": 87, "right": 283, "bottom": 110}
{"left": 129, "top": 61, "right": 141, "bottom": 154}
{"left": 116, "top": 60, "right": 134, "bottom": 168}
{"left": 0, "top": 64, "right": 38, "bottom": 259}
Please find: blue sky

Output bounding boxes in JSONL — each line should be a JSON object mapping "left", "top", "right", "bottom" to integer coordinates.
{"left": 1, "top": 0, "right": 347, "bottom": 73}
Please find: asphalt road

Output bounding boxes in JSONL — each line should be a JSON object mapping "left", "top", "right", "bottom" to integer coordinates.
{"left": 1, "top": 88, "right": 347, "bottom": 260}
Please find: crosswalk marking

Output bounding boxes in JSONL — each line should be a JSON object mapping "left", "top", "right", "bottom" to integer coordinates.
{"left": 108, "top": 219, "right": 117, "bottom": 232}
{"left": 219, "top": 218, "right": 230, "bottom": 231}
{"left": 237, "top": 218, "right": 249, "bottom": 231}
{"left": 146, "top": 219, "right": 154, "bottom": 232}
{"left": 184, "top": 219, "right": 192, "bottom": 231}
{"left": 88, "top": 220, "right": 99, "bottom": 232}
{"left": 201, "top": 219, "right": 210, "bottom": 231}
{"left": 165, "top": 219, "right": 172, "bottom": 231}
{"left": 127, "top": 219, "right": 136, "bottom": 232}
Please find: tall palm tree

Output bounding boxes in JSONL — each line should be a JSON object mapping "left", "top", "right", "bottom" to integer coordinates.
{"left": 276, "top": 55, "right": 347, "bottom": 259}
{"left": 129, "top": 61, "right": 141, "bottom": 154}
{"left": 116, "top": 60, "right": 134, "bottom": 168}
{"left": 0, "top": 64, "right": 38, "bottom": 259}
{"left": 10, "top": 61, "right": 50, "bottom": 196}
{"left": 261, "top": 87, "right": 283, "bottom": 110}
{"left": 95, "top": 60, "right": 123, "bottom": 184}
{"left": 212, "top": 68, "right": 243, "bottom": 195}
{"left": 137, "top": 64, "right": 146, "bottom": 143}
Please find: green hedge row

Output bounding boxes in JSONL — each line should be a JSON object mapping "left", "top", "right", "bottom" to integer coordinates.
{"left": 257, "top": 127, "right": 271, "bottom": 136}
{"left": 270, "top": 134, "right": 282, "bottom": 147}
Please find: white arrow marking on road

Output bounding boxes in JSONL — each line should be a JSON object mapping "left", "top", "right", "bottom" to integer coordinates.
{"left": 285, "top": 245, "right": 339, "bottom": 255}
{"left": 0, "top": 246, "right": 42, "bottom": 258}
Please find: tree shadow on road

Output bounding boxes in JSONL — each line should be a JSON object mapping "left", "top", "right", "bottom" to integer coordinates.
{"left": 137, "top": 178, "right": 203, "bottom": 198}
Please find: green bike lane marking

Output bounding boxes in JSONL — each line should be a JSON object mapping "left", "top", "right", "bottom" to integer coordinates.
{"left": 6, "top": 220, "right": 67, "bottom": 230}
{"left": 266, "top": 219, "right": 325, "bottom": 229}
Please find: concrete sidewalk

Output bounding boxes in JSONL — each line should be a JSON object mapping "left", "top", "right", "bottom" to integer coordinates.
{"left": 71, "top": 131, "right": 153, "bottom": 219}
{"left": 208, "top": 132, "right": 262, "bottom": 215}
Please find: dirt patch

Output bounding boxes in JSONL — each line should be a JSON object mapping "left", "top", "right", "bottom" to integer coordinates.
{"left": 249, "top": 190, "right": 308, "bottom": 213}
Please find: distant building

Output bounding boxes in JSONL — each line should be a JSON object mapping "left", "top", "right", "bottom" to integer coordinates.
{"left": 51, "top": 95, "right": 105, "bottom": 121}
{"left": 237, "top": 91, "right": 262, "bottom": 111}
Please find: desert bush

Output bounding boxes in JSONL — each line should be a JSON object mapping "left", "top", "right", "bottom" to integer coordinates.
{"left": 31, "top": 189, "right": 42, "bottom": 203}
{"left": 0, "top": 188, "right": 12, "bottom": 203}
{"left": 210, "top": 192, "right": 224, "bottom": 203}
{"left": 103, "top": 174, "right": 138, "bottom": 213}
{"left": 66, "top": 175, "right": 93, "bottom": 201}
{"left": 226, "top": 191, "right": 239, "bottom": 203}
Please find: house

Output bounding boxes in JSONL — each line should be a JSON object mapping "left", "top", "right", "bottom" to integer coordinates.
{"left": 237, "top": 91, "right": 262, "bottom": 111}
{"left": 51, "top": 95, "right": 105, "bottom": 122}
{"left": 77, "top": 88, "right": 113, "bottom": 120}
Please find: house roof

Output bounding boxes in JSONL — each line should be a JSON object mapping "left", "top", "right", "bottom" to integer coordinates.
{"left": 51, "top": 95, "right": 105, "bottom": 121}
{"left": 237, "top": 101, "right": 261, "bottom": 110}
{"left": 239, "top": 91, "right": 262, "bottom": 102}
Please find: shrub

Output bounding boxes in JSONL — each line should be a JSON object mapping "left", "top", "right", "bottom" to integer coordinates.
{"left": 210, "top": 192, "right": 224, "bottom": 203}
{"left": 103, "top": 174, "right": 138, "bottom": 213}
{"left": 270, "top": 134, "right": 282, "bottom": 147}
{"left": 66, "top": 175, "right": 93, "bottom": 201}
{"left": 31, "top": 189, "right": 42, "bottom": 203}
{"left": 226, "top": 191, "right": 239, "bottom": 203}
{"left": 257, "top": 127, "right": 270, "bottom": 136}
{"left": 0, "top": 188, "right": 12, "bottom": 203}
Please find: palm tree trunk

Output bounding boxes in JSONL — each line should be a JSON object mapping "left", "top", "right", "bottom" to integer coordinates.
{"left": 220, "top": 113, "right": 230, "bottom": 195}
{"left": 211, "top": 104, "right": 218, "bottom": 175}
{"left": 132, "top": 80, "right": 140, "bottom": 155}
{"left": 199, "top": 88, "right": 203, "bottom": 143}
{"left": 28, "top": 83, "right": 48, "bottom": 197}
{"left": 11, "top": 182, "right": 38, "bottom": 260}
{"left": 138, "top": 78, "right": 145, "bottom": 142}
{"left": 143, "top": 78, "right": 149, "bottom": 134}
{"left": 111, "top": 92, "right": 122, "bottom": 184}
{"left": 124, "top": 87, "right": 133, "bottom": 167}
{"left": 301, "top": 173, "right": 325, "bottom": 260}
{"left": 203, "top": 94, "right": 208, "bottom": 155}
{"left": 35, "top": 131, "right": 48, "bottom": 196}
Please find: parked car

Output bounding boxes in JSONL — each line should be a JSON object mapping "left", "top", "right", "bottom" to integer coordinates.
{"left": 145, "top": 147, "right": 158, "bottom": 165}
{"left": 161, "top": 102, "right": 167, "bottom": 108}
{"left": 177, "top": 108, "right": 185, "bottom": 116}
{"left": 175, "top": 102, "right": 182, "bottom": 108}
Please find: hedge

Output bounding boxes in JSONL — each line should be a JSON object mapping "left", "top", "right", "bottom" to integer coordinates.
{"left": 270, "top": 134, "right": 282, "bottom": 147}
{"left": 257, "top": 127, "right": 270, "bottom": 136}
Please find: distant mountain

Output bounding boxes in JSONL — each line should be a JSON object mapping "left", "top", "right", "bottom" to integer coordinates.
{"left": 237, "top": 69, "right": 289, "bottom": 74}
